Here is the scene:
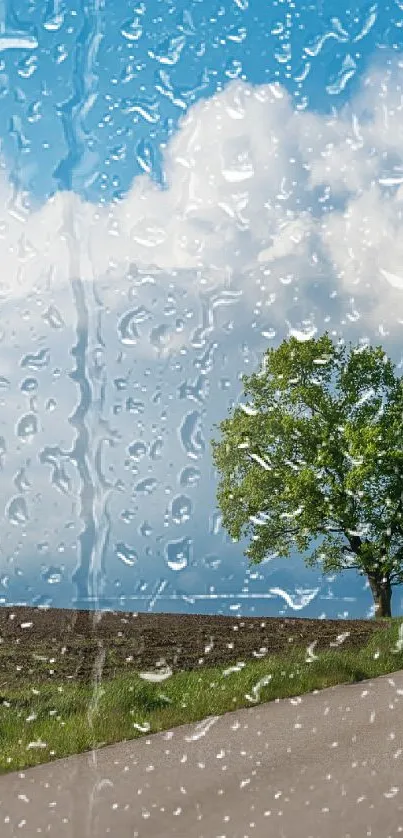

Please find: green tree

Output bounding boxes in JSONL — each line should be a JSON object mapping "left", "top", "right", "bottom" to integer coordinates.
{"left": 211, "top": 332, "right": 403, "bottom": 619}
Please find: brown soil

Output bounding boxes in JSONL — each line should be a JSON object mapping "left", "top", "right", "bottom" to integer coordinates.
{"left": 0, "top": 606, "right": 389, "bottom": 687}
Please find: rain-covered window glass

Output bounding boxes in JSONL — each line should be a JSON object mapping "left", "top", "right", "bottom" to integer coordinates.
{"left": 1, "top": 0, "right": 403, "bottom": 835}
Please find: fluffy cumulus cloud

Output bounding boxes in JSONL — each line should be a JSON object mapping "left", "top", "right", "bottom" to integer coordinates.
{"left": 1, "top": 57, "right": 403, "bottom": 609}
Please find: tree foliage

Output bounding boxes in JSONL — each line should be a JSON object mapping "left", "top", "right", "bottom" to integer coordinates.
{"left": 211, "top": 333, "right": 403, "bottom": 615}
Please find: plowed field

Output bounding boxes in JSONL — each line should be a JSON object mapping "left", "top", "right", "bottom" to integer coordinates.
{"left": 0, "top": 606, "right": 388, "bottom": 686}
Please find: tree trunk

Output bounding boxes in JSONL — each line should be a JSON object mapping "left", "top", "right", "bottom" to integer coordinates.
{"left": 368, "top": 573, "right": 392, "bottom": 619}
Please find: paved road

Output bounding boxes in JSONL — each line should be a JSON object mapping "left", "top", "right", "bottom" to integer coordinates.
{"left": 1, "top": 670, "right": 403, "bottom": 837}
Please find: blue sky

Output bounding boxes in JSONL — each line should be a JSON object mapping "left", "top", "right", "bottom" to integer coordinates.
{"left": 1, "top": 0, "right": 403, "bottom": 618}
{"left": 1, "top": 0, "right": 393, "bottom": 201}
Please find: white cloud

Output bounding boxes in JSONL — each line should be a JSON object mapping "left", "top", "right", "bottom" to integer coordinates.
{"left": 2, "top": 61, "right": 403, "bottom": 595}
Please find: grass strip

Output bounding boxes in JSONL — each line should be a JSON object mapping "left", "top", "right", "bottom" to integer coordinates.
{"left": 0, "top": 617, "right": 402, "bottom": 774}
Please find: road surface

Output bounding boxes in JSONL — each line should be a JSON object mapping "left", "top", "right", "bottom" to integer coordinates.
{"left": 1, "top": 669, "right": 403, "bottom": 837}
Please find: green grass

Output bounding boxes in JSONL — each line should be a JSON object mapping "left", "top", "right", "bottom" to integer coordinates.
{"left": 1, "top": 617, "right": 402, "bottom": 774}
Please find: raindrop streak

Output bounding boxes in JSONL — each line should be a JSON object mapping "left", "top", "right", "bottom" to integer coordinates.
{"left": 326, "top": 55, "right": 357, "bottom": 96}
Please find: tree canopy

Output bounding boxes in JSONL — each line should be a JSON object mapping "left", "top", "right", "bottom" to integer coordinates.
{"left": 211, "top": 332, "right": 403, "bottom": 618}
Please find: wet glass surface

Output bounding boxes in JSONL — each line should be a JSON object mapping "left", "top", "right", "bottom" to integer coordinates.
{"left": 1, "top": 0, "right": 403, "bottom": 835}
{"left": 1, "top": 0, "right": 402, "bottom": 618}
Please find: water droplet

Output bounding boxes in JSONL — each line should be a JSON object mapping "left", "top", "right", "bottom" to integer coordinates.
{"left": 138, "top": 667, "right": 173, "bottom": 682}
{"left": 179, "top": 466, "right": 201, "bottom": 488}
{"left": 136, "top": 521, "right": 151, "bottom": 537}
{"left": 18, "top": 54, "right": 37, "bottom": 78}
{"left": 170, "top": 494, "right": 192, "bottom": 524}
{"left": 136, "top": 138, "right": 154, "bottom": 174}
{"left": 110, "top": 144, "right": 126, "bottom": 162}
{"left": 178, "top": 410, "right": 205, "bottom": 459}
{"left": 150, "top": 437, "right": 163, "bottom": 460}
{"left": 149, "top": 34, "right": 186, "bottom": 66}
{"left": 54, "top": 43, "right": 68, "bottom": 65}
{"left": 219, "top": 378, "right": 231, "bottom": 390}
{"left": 353, "top": 5, "right": 377, "bottom": 41}
{"left": 37, "top": 541, "right": 49, "bottom": 553}
{"left": 150, "top": 324, "right": 172, "bottom": 353}
{"left": 269, "top": 586, "right": 319, "bottom": 610}
{"left": 43, "top": 306, "right": 65, "bottom": 329}
{"left": 20, "top": 349, "right": 50, "bottom": 370}
{"left": 16, "top": 413, "right": 38, "bottom": 441}
{"left": 135, "top": 478, "right": 157, "bottom": 495}
{"left": 41, "top": 566, "right": 63, "bottom": 585}
{"left": 116, "top": 542, "right": 138, "bottom": 566}
{"left": 202, "top": 554, "right": 221, "bottom": 570}
{"left": 209, "top": 512, "right": 222, "bottom": 535}
{"left": 120, "top": 509, "right": 136, "bottom": 524}
{"left": 165, "top": 536, "right": 192, "bottom": 571}
{"left": 304, "top": 18, "right": 348, "bottom": 57}
{"left": 6, "top": 496, "right": 28, "bottom": 525}
{"left": 20, "top": 377, "right": 38, "bottom": 394}
{"left": 326, "top": 55, "right": 357, "bottom": 96}
{"left": 245, "top": 675, "right": 272, "bottom": 704}
{"left": 286, "top": 322, "right": 317, "bottom": 342}
{"left": 185, "top": 715, "right": 219, "bottom": 742}
{"left": 121, "top": 95, "right": 159, "bottom": 123}
{"left": 262, "top": 327, "right": 276, "bottom": 339}
{"left": 128, "top": 440, "right": 147, "bottom": 460}
{"left": 14, "top": 467, "right": 31, "bottom": 492}
{"left": 133, "top": 721, "right": 151, "bottom": 733}
{"left": 126, "top": 399, "right": 144, "bottom": 414}
{"left": 43, "top": 11, "right": 65, "bottom": 31}
{"left": 118, "top": 311, "right": 140, "bottom": 345}
{"left": 121, "top": 16, "right": 143, "bottom": 41}
{"left": 114, "top": 378, "right": 128, "bottom": 391}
